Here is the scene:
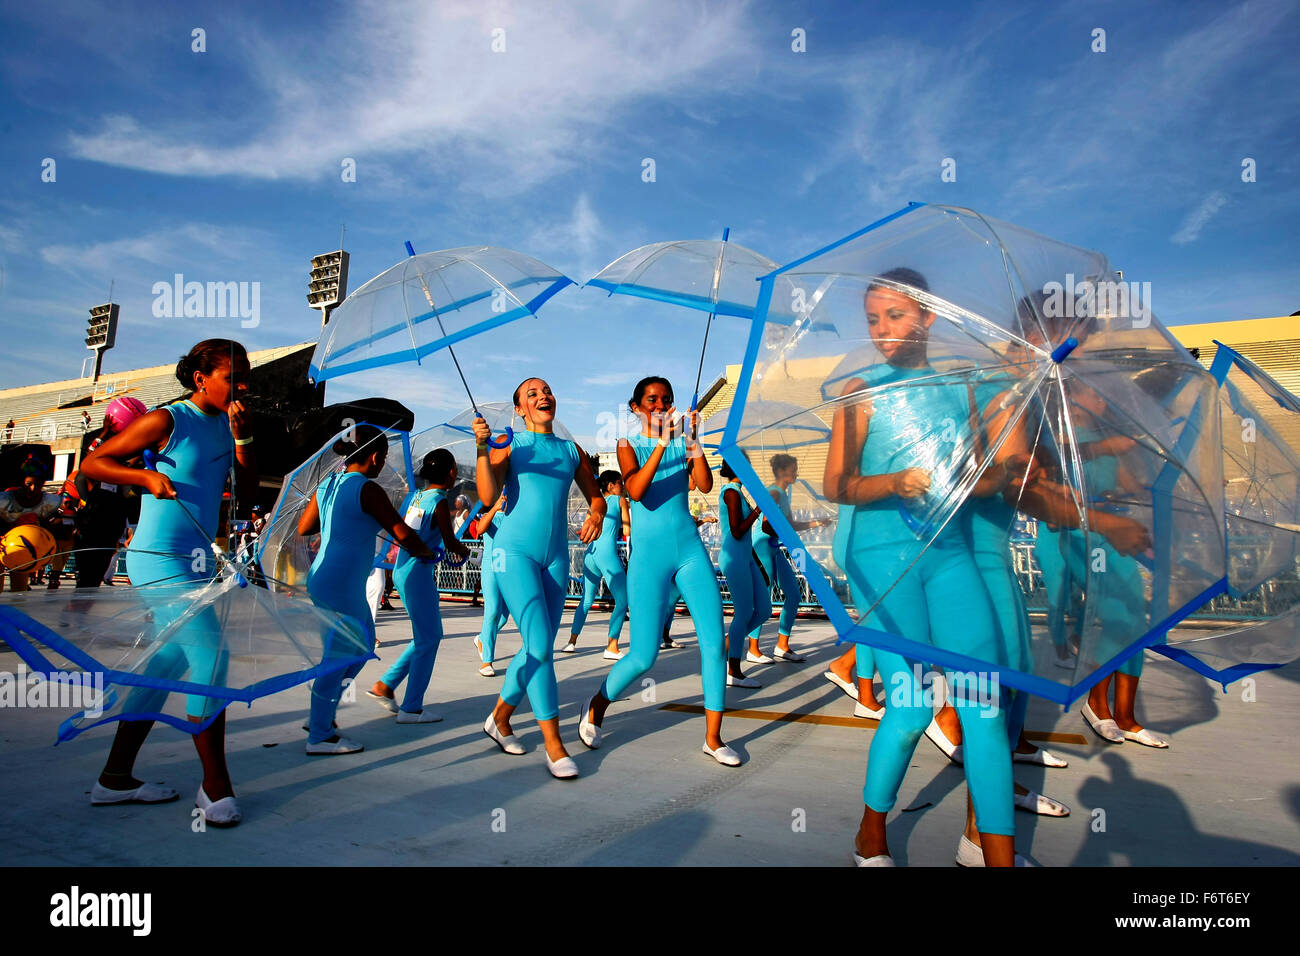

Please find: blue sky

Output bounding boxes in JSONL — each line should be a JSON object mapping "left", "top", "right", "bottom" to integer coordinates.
{"left": 1, "top": 0, "right": 1296, "bottom": 449}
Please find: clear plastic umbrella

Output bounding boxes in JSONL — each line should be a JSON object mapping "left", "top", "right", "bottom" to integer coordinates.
{"left": 309, "top": 245, "right": 573, "bottom": 446}
{"left": 255, "top": 423, "right": 413, "bottom": 593}
{"left": 0, "top": 549, "right": 372, "bottom": 742}
{"left": 720, "top": 202, "right": 1230, "bottom": 706}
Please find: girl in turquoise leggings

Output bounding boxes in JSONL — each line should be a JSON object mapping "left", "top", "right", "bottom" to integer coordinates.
{"left": 749, "top": 453, "right": 827, "bottom": 663}
{"left": 475, "top": 378, "right": 605, "bottom": 780}
{"left": 367, "top": 448, "right": 470, "bottom": 720}
{"left": 717, "top": 458, "right": 768, "bottom": 689}
{"left": 581, "top": 376, "right": 741, "bottom": 767}
{"left": 824, "top": 269, "right": 1015, "bottom": 867}
{"left": 473, "top": 492, "right": 510, "bottom": 677}
{"left": 80, "top": 339, "right": 257, "bottom": 826}
{"left": 561, "top": 470, "right": 631, "bottom": 658}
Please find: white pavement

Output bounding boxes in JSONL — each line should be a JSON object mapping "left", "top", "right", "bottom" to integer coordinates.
{"left": 2, "top": 603, "right": 1297, "bottom": 866}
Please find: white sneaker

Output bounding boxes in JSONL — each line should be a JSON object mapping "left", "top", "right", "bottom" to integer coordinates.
{"left": 1014, "top": 790, "right": 1071, "bottom": 817}
{"left": 853, "top": 700, "right": 885, "bottom": 721}
{"left": 305, "top": 735, "right": 364, "bottom": 755}
{"left": 824, "top": 670, "right": 859, "bottom": 701}
{"left": 395, "top": 709, "right": 443, "bottom": 723}
{"left": 772, "top": 646, "right": 806, "bottom": 662}
{"left": 1122, "top": 726, "right": 1171, "bottom": 748}
{"left": 366, "top": 690, "right": 399, "bottom": 715}
{"left": 90, "top": 781, "right": 179, "bottom": 806}
{"left": 546, "top": 754, "right": 579, "bottom": 779}
{"left": 559, "top": 640, "right": 577, "bottom": 653}
{"left": 745, "top": 651, "right": 775, "bottom": 664}
{"left": 478, "top": 662, "right": 496, "bottom": 677}
{"left": 1081, "top": 703, "right": 1125, "bottom": 743}
{"left": 1013, "top": 747, "right": 1069, "bottom": 768}
{"left": 702, "top": 742, "right": 742, "bottom": 766}
{"left": 602, "top": 649, "right": 626, "bottom": 661}
{"left": 196, "top": 786, "right": 241, "bottom": 827}
{"left": 852, "top": 852, "right": 895, "bottom": 867}
{"left": 578, "top": 695, "right": 602, "bottom": 749}
{"left": 483, "top": 713, "right": 525, "bottom": 755}
{"left": 923, "top": 718, "right": 960, "bottom": 761}
{"left": 955, "top": 834, "right": 1033, "bottom": 867}
{"left": 727, "top": 673, "right": 761, "bottom": 688}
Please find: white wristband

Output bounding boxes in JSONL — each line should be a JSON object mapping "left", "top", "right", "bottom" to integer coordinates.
{"left": 657, "top": 437, "right": 670, "bottom": 448}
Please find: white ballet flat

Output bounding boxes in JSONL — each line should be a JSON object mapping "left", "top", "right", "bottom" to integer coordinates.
{"left": 559, "top": 640, "right": 577, "bottom": 654}
{"left": 305, "top": 735, "right": 364, "bottom": 755}
{"left": 955, "top": 834, "right": 1033, "bottom": 867}
{"left": 923, "top": 718, "right": 962, "bottom": 762}
{"left": 1014, "top": 790, "right": 1071, "bottom": 817}
{"left": 1013, "top": 747, "right": 1069, "bottom": 768}
{"left": 1081, "top": 703, "right": 1125, "bottom": 743}
{"left": 702, "top": 742, "right": 742, "bottom": 767}
{"left": 1122, "top": 727, "right": 1171, "bottom": 748}
{"left": 824, "top": 670, "right": 859, "bottom": 701}
{"left": 546, "top": 754, "right": 579, "bottom": 779}
{"left": 853, "top": 700, "right": 885, "bottom": 721}
{"left": 602, "top": 649, "right": 626, "bottom": 661}
{"left": 852, "top": 852, "right": 895, "bottom": 867}
{"left": 478, "top": 662, "right": 496, "bottom": 677}
{"left": 366, "top": 690, "right": 399, "bottom": 715}
{"left": 726, "top": 674, "right": 761, "bottom": 688}
{"left": 90, "top": 781, "right": 179, "bottom": 806}
{"left": 395, "top": 709, "right": 443, "bottom": 724}
{"left": 483, "top": 713, "right": 525, "bottom": 755}
{"left": 745, "top": 651, "right": 775, "bottom": 664}
{"left": 772, "top": 646, "right": 806, "bottom": 662}
{"left": 195, "top": 786, "right": 241, "bottom": 827}
{"left": 578, "top": 694, "right": 602, "bottom": 749}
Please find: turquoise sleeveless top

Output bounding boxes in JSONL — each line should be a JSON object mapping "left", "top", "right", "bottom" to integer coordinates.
{"left": 307, "top": 470, "right": 378, "bottom": 613}
{"left": 492, "top": 430, "right": 580, "bottom": 566}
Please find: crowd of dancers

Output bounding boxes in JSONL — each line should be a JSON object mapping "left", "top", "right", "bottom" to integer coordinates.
{"left": 40, "top": 265, "right": 1182, "bottom": 866}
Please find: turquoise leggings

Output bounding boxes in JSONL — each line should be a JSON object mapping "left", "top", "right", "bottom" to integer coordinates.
{"left": 852, "top": 541, "right": 1014, "bottom": 836}
{"left": 497, "top": 550, "right": 566, "bottom": 721}
{"left": 721, "top": 551, "right": 771, "bottom": 659}
{"left": 478, "top": 545, "right": 510, "bottom": 661}
{"left": 380, "top": 562, "right": 444, "bottom": 713}
{"left": 752, "top": 538, "right": 800, "bottom": 637}
{"left": 570, "top": 549, "right": 629, "bottom": 641}
{"left": 603, "top": 545, "right": 727, "bottom": 712}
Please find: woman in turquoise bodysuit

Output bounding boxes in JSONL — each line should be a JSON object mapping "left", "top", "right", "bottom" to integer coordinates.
{"left": 367, "top": 447, "right": 470, "bottom": 720}
{"left": 473, "top": 491, "right": 510, "bottom": 677}
{"left": 717, "top": 458, "right": 768, "bottom": 689}
{"left": 748, "top": 453, "right": 827, "bottom": 664}
{"left": 79, "top": 340, "right": 256, "bottom": 826}
{"left": 825, "top": 269, "right": 1015, "bottom": 867}
{"left": 475, "top": 378, "right": 605, "bottom": 780}
{"left": 580, "top": 377, "right": 741, "bottom": 767}
{"left": 297, "top": 425, "right": 437, "bottom": 755}
{"left": 561, "top": 470, "right": 631, "bottom": 659}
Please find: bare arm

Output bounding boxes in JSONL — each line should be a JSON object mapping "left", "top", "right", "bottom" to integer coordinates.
{"left": 360, "top": 481, "right": 437, "bottom": 559}
{"left": 619, "top": 438, "right": 663, "bottom": 502}
{"left": 572, "top": 444, "right": 607, "bottom": 544}
{"left": 823, "top": 379, "right": 926, "bottom": 505}
{"left": 80, "top": 409, "right": 177, "bottom": 500}
{"left": 297, "top": 492, "right": 320, "bottom": 535}
{"left": 432, "top": 499, "right": 470, "bottom": 560}
{"left": 723, "top": 487, "right": 762, "bottom": 540}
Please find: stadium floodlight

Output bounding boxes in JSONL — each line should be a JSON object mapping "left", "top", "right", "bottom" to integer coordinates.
{"left": 308, "top": 250, "right": 349, "bottom": 326}
{"left": 85, "top": 302, "right": 119, "bottom": 381}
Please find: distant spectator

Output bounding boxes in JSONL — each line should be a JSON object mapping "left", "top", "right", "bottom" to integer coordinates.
{"left": 4, "top": 418, "right": 14, "bottom": 441}
{"left": 81, "top": 409, "right": 92, "bottom": 432}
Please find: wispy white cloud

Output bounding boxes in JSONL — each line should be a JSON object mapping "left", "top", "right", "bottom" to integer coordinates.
{"left": 65, "top": 0, "right": 760, "bottom": 196}
{"left": 1171, "top": 192, "right": 1228, "bottom": 245}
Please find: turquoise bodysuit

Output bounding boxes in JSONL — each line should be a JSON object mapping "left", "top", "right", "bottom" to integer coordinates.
{"left": 570, "top": 493, "right": 630, "bottom": 641}
{"left": 838, "top": 362, "right": 1013, "bottom": 836}
{"left": 381, "top": 486, "right": 448, "bottom": 712}
{"left": 305, "top": 469, "right": 380, "bottom": 742}
{"left": 124, "top": 400, "right": 233, "bottom": 722}
{"left": 495, "top": 430, "right": 580, "bottom": 722}
{"left": 718, "top": 481, "right": 771, "bottom": 656}
{"left": 751, "top": 483, "right": 803, "bottom": 639}
{"left": 602, "top": 435, "right": 726, "bottom": 712}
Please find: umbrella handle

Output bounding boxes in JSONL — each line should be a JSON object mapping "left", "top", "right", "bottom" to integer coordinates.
{"left": 487, "top": 427, "right": 513, "bottom": 449}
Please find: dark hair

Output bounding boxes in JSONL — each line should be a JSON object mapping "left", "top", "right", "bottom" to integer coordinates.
{"left": 770, "top": 453, "right": 797, "bottom": 476}
{"left": 176, "top": 339, "right": 247, "bottom": 392}
{"left": 718, "top": 459, "right": 737, "bottom": 480}
{"left": 512, "top": 377, "right": 549, "bottom": 407}
{"left": 419, "top": 447, "right": 456, "bottom": 484}
{"left": 332, "top": 423, "right": 387, "bottom": 465}
{"left": 597, "top": 469, "right": 622, "bottom": 494}
{"left": 867, "top": 267, "right": 929, "bottom": 297}
{"left": 628, "top": 376, "right": 673, "bottom": 412}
